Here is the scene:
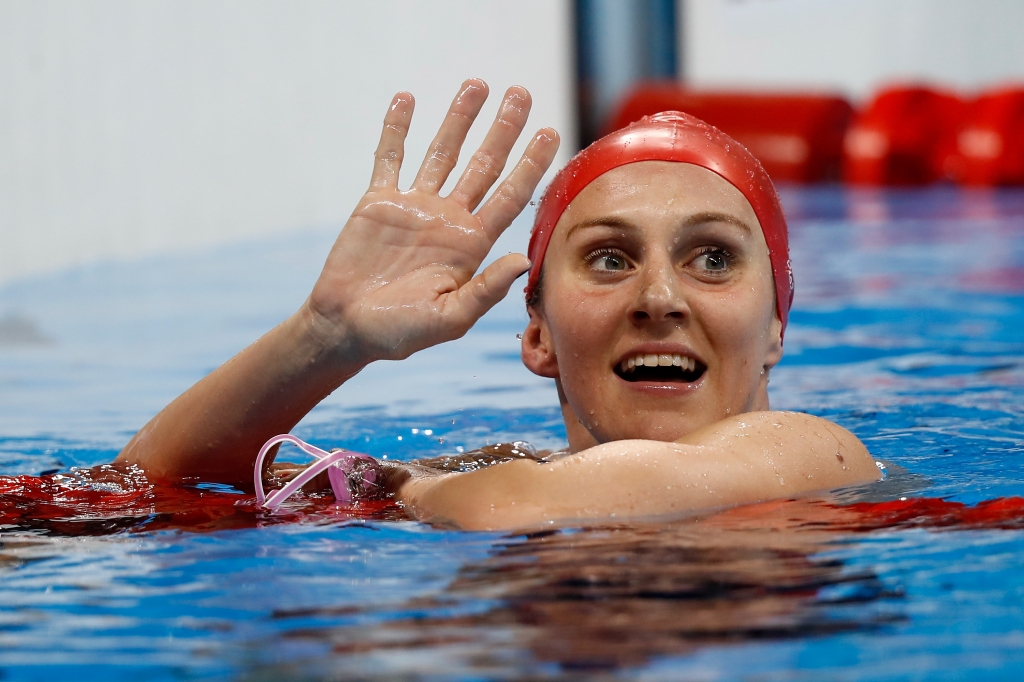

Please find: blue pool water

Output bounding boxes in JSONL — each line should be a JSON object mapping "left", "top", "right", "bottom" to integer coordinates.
{"left": 2, "top": 186, "right": 1024, "bottom": 679}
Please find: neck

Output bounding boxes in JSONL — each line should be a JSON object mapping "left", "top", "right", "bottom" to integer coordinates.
{"left": 556, "top": 381, "right": 599, "bottom": 453}
{"left": 748, "top": 371, "right": 772, "bottom": 411}
{"left": 557, "top": 375, "right": 773, "bottom": 454}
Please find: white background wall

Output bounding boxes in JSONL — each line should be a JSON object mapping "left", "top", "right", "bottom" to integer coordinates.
{"left": 684, "top": 0, "right": 1024, "bottom": 100}
{"left": 0, "top": 1, "right": 574, "bottom": 284}
{"left": 5, "top": 0, "right": 1024, "bottom": 286}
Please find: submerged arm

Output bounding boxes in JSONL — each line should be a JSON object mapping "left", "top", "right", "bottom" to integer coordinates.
{"left": 399, "top": 411, "right": 879, "bottom": 530}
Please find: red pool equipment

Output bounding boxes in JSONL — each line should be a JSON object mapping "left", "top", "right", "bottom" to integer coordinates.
{"left": 842, "top": 86, "right": 965, "bottom": 185}
{"left": 609, "top": 84, "right": 854, "bottom": 183}
{"left": 942, "top": 87, "right": 1024, "bottom": 186}
{"left": 5, "top": 465, "right": 1024, "bottom": 536}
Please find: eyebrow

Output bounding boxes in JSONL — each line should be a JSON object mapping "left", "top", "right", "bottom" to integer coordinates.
{"left": 683, "top": 211, "right": 753, "bottom": 235}
{"left": 564, "top": 211, "right": 753, "bottom": 240}
{"left": 564, "top": 216, "right": 636, "bottom": 240}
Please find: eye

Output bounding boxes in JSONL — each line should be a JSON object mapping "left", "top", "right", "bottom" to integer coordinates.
{"left": 689, "top": 247, "right": 733, "bottom": 274}
{"left": 586, "top": 249, "right": 630, "bottom": 272}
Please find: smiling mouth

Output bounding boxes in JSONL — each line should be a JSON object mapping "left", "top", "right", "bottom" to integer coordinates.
{"left": 615, "top": 353, "right": 707, "bottom": 384}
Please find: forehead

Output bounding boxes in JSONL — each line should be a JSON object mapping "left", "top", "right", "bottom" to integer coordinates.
{"left": 557, "top": 161, "right": 762, "bottom": 237}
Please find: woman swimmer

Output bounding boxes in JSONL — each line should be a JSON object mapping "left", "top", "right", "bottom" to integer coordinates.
{"left": 115, "top": 79, "right": 881, "bottom": 530}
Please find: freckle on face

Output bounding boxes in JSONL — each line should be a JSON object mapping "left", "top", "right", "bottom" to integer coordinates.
{"left": 534, "top": 161, "right": 781, "bottom": 449}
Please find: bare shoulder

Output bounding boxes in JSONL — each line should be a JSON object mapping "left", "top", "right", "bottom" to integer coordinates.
{"left": 401, "top": 410, "right": 880, "bottom": 531}
{"left": 680, "top": 410, "right": 877, "bottom": 480}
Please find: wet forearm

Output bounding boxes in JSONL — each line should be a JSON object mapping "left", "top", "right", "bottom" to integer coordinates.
{"left": 399, "top": 442, "right": 748, "bottom": 530}
{"left": 398, "top": 413, "right": 880, "bottom": 530}
{"left": 116, "top": 301, "right": 367, "bottom": 488}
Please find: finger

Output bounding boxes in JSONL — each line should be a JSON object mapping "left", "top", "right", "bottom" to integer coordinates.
{"left": 448, "top": 86, "right": 532, "bottom": 211}
{"left": 476, "top": 128, "right": 560, "bottom": 241}
{"left": 411, "top": 78, "right": 489, "bottom": 193}
{"left": 447, "top": 253, "right": 532, "bottom": 330}
{"left": 369, "top": 92, "right": 415, "bottom": 190}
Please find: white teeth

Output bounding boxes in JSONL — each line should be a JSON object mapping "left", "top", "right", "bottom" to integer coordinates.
{"left": 620, "top": 353, "right": 701, "bottom": 375}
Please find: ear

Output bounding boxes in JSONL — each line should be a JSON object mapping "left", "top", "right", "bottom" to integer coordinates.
{"left": 764, "top": 314, "right": 784, "bottom": 372}
{"left": 521, "top": 307, "right": 560, "bottom": 378}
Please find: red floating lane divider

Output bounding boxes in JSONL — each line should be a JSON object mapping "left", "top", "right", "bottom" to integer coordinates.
{"left": 0, "top": 470, "right": 402, "bottom": 535}
{"left": 842, "top": 85, "right": 966, "bottom": 186}
{"left": 841, "top": 496, "right": 1024, "bottom": 532}
{"left": 609, "top": 82, "right": 1024, "bottom": 186}
{"left": 941, "top": 87, "right": 1024, "bottom": 186}
{"left": 608, "top": 83, "right": 854, "bottom": 183}
{"left": 4, "top": 470, "right": 1024, "bottom": 537}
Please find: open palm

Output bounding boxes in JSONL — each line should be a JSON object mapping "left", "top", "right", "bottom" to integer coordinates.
{"left": 309, "top": 79, "right": 559, "bottom": 361}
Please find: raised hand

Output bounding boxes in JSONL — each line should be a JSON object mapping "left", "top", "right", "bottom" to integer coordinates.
{"left": 308, "top": 79, "right": 559, "bottom": 362}
{"left": 116, "top": 80, "right": 558, "bottom": 486}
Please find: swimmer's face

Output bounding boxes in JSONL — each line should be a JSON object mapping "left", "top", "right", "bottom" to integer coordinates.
{"left": 521, "top": 161, "right": 783, "bottom": 450}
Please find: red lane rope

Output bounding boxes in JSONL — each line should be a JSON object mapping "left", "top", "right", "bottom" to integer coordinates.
{"left": 3, "top": 470, "right": 1024, "bottom": 536}
{"left": 0, "top": 470, "right": 403, "bottom": 535}
{"left": 840, "top": 496, "right": 1024, "bottom": 532}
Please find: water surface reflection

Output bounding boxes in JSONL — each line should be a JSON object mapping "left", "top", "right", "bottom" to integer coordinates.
{"left": 269, "top": 500, "right": 904, "bottom": 676}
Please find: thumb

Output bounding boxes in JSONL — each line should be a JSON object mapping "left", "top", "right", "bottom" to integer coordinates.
{"left": 449, "top": 253, "right": 531, "bottom": 329}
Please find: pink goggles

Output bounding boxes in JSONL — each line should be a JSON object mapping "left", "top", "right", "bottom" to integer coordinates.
{"left": 254, "top": 434, "right": 377, "bottom": 511}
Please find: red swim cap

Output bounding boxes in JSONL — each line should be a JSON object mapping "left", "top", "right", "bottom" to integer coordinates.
{"left": 526, "top": 111, "right": 794, "bottom": 335}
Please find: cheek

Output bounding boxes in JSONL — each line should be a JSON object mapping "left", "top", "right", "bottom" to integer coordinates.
{"left": 544, "top": 284, "right": 623, "bottom": 366}
{"left": 695, "top": 287, "right": 775, "bottom": 360}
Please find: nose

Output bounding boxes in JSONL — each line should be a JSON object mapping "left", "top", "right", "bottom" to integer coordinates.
{"left": 629, "top": 260, "right": 689, "bottom": 324}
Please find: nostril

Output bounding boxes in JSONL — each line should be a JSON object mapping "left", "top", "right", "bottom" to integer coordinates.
{"left": 632, "top": 310, "right": 684, "bottom": 322}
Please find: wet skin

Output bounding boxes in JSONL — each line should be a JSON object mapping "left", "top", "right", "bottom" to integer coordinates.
{"left": 116, "top": 79, "right": 880, "bottom": 530}
{"left": 520, "top": 161, "right": 783, "bottom": 450}
{"left": 117, "top": 79, "right": 559, "bottom": 486}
